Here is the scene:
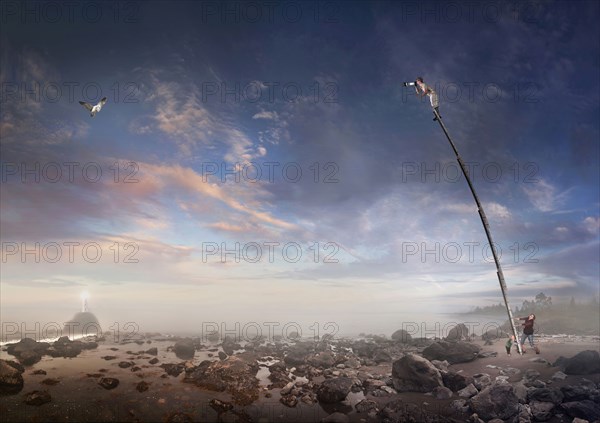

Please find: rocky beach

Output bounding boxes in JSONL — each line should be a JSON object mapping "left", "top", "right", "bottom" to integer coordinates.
{"left": 1, "top": 327, "right": 599, "bottom": 423}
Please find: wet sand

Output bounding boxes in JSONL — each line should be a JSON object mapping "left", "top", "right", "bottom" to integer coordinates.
{"left": 0, "top": 335, "right": 598, "bottom": 422}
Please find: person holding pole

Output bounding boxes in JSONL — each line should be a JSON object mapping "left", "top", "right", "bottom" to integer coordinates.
{"left": 404, "top": 77, "right": 441, "bottom": 120}
{"left": 516, "top": 314, "right": 539, "bottom": 354}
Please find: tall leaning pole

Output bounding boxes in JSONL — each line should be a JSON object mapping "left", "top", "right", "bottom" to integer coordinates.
{"left": 431, "top": 107, "right": 523, "bottom": 354}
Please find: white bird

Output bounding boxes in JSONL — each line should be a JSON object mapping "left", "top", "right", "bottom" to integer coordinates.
{"left": 79, "top": 97, "right": 107, "bottom": 117}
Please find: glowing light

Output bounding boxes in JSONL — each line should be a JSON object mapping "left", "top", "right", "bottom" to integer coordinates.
{"left": 80, "top": 291, "right": 89, "bottom": 312}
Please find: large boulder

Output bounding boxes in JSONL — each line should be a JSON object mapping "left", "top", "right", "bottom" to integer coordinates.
{"left": 442, "top": 371, "right": 473, "bottom": 392}
{"left": 560, "top": 385, "right": 593, "bottom": 402}
{"left": 307, "top": 352, "right": 335, "bottom": 369}
{"left": 445, "top": 323, "right": 470, "bottom": 342}
{"left": 469, "top": 383, "right": 520, "bottom": 420}
{"left": 560, "top": 400, "right": 600, "bottom": 421}
{"left": 554, "top": 350, "right": 600, "bottom": 375}
{"left": 173, "top": 338, "right": 195, "bottom": 359}
{"left": 391, "top": 353, "right": 443, "bottom": 393}
{"left": 317, "top": 377, "right": 353, "bottom": 403}
{"left": 0, "top": 360, "right": 25, "bottom": 395}
{"left": 391, "top": 329, "right": 413, "bottom": 344}
{"left": 527, "top": 387, "right": 564, "bottom": 405}
{"left": 351, "top": 340, "right": 377, "bottom": 358}
{"left": 422, "top": 341, "right": 481, "bottom": 364}
{"left": 529, "top": 401, "right": 555, "bottom": 421}
{"left": 5, "top": 338, "right": 49, "bottom": 365}
{"left": 47, "top": 336, "right": 83, "bottom": 358}
{"left": 183, "top": 357, "right": 259, "bottom": 405}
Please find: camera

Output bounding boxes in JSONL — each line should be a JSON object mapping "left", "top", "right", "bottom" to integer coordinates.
{"left": 403, "top": 81, "right": 416, "bottom": 87}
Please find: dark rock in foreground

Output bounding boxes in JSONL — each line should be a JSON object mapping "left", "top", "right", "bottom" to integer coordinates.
{"left": 554, "top": 350, "right": 600, "bottom": 375}
{"left": 136, "top": 381, "right": 150, "bottom": 392}
{"left": 98, "top": 377, "right": 120, "bottom": 390}
{"left": 23, "top": 390, "right": 51, "bottom": 406}
{"left": 0, "top": 359, "right": 25, "bottom": 395}
{"left": 316, "top": 377, "right": 353, "bottom": 403}
{"left": 184, "top": 357, "right": 259, "bottom": 405}
{"left": 391, "top": 353, "right": 443, "bottom": 393}
{"left": 422, "top": 340, "right": 481, "bottom": 364}
{"left": 160, "top": 363, "right": 185, "bottom": 377}
{"left": 560, "top": 400, "right": 600, "bottom": 421}
{"left": 442, "top": 371, "right": 473, "bottom": 392}
{"left": 469, "top": 383, "right": 519, "bottom": 420}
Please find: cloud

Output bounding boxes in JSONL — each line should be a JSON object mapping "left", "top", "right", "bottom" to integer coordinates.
{"left": 583, "top": 216, "right": 599, "bottom": 234}
{"left": 522, "top": 179, "right": 570, "bottom": 212}
{"left": 252, "top": 111, "right": 279, "bottom": 120}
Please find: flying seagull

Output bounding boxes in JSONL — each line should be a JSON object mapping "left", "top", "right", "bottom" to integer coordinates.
{"left": 79, "top": 97, "right": 107, "bottom": 117}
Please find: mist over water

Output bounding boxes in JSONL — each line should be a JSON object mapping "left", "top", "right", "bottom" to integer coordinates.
{"left": 1, "top": 310, "right": 509, "bottom": 345}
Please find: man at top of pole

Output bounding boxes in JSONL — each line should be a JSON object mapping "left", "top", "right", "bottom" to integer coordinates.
{"left": 404, "top": 77, "right": 441, "bottom": 121}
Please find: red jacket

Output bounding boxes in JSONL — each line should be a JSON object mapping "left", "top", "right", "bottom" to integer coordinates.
{"left": 520, "top": 317, "right": 535, "bottom": 335}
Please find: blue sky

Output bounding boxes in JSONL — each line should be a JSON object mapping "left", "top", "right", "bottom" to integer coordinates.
{"left": 1, "top": 1, "right": 598, "bottom": 335}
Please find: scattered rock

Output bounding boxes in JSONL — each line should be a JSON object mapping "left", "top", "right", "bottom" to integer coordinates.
{"left": 469, "top": 383, "right": 520, "bottom": 420}
{"left": 551, "top": 371, "right": 567, "bottom": 381}
{"left": 560, "top": 400, "right": 600, "bottom": 421}
{"left": 6, "top": 339, "right": 49, "bottom": 365}
{"left": 431, "top": 359, "right": 450, "bottom": 372}
{"left": 527, "top": 387, "right": 564, "bottom": 405}
{"left": 23, "top": 390, "right": 51, "bottom": 406}
{"left": 183, "top": 357, "right": 259, "bottom": 405}
{"left": 101, "top": 355, "right": 117, "bottom": 361}
{"left": 136, "top": 381, "right": 150, "bottom": 392}
{"left": 321, "top": 412, "right": 349, "bottom": 423}
{"left": 372, "top": 350, "right": 392, "bottom": 363}
{"left": 458, "top": 383, "right": 479, "bottom": 398}
{"left": 445, "top": 323, "right": 470, "bottom": 342}
{"left": 555, "top": 350, "right": 600, "bottom": 375}
{"left": 149, "top": 358, "right": 159, "bottom": 365}
{"left": 307, "top": 351, "right": 335, "bottom": 368}
{"left": 472, "top": 373, "right": 492, "bottom": 391}
{"left": 355, "top": 399, "right": 378, "bottom": 413}
{"left": 209, "top": 398, "right": 233, "bottom": 413}
{"left": 422, "top": 341, "right": 481, "bottom": 364}
{"left": 218, "top": 351, "right": 227, "bottom": 361}
{"left": 450, "top": 398, "right": 469, "bottom": 413}
{"left": 40, "top": 378, "right": 59, "bottom": 386}
{"left": 145, "top": 347, "right": 158, "bottom": 356}
{"left": 443, "top": 371, "right": 473, "bottom": 392}
{"left": 0, "top": 360, "right": 25, "bottom": 395}
{"left": 529, "top": 401, "right": 555, "bottom": 421}
{"left": 173, "top": 338, "right": 195, "bottom": 360}
{"left": 529, "top": 357, "right": 551, "bottom": 366}
{"left": 160, "top": 363, "right": 185, "bottom": 377}
{"left": 432, "top": 386, "right": 453, "bottom": 399}
{"left": 317, "top": 377, "right": 353, "bottom": 403}
{"left": 118, "top": 361, "right": 133, "bottom": 368}
{"left": 391, "top": 329, "right": 413, "bottom": 344}
{"left": 561, "top": 385, "right": 592, "bottom": 402}
{"left": 98, "top": 377, "right": 120, "bottom": 390}
{"left": 31, "top": 369, "right": 47, "bottom": 375}
{"left": 165, "top": 411, "right": 194, "bottom": 422}
{"left": 391, "top": 353, "right": 443, "bottom": 393}
{"left": 280, "top": 394, "right": 298, "bottom": 407}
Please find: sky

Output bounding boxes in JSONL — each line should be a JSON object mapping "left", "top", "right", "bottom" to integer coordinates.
{"left": 1, "top": 0, "right": 598, "bottom": 338}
